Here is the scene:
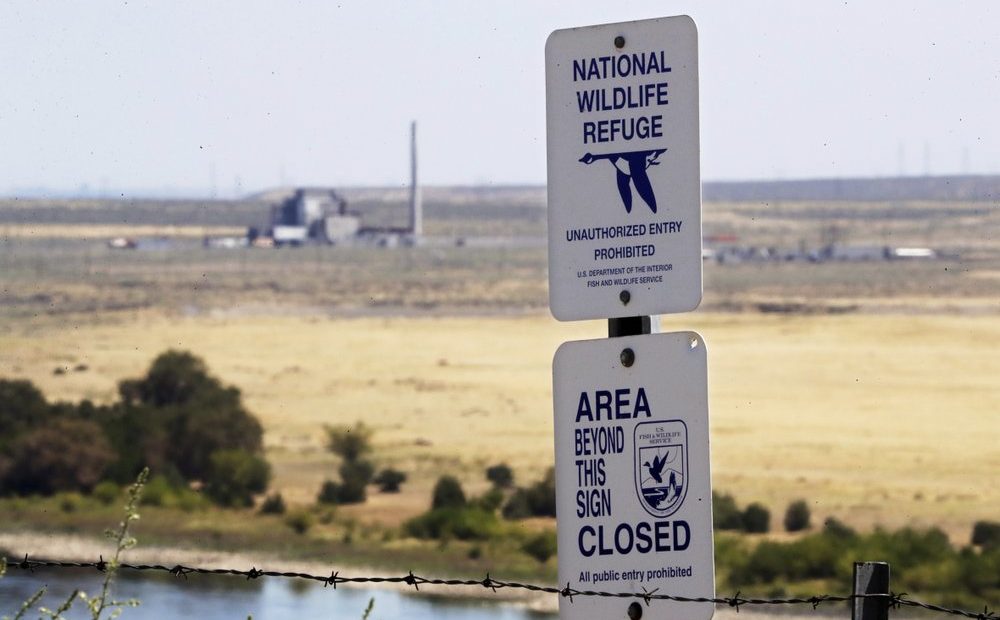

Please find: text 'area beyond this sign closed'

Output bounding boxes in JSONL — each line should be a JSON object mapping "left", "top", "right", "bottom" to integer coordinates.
{"left": 553, "top": 331, "right": 715, "bottom": 620}
{"left": 546, "top": 16, "right": 702, "bottom": 321}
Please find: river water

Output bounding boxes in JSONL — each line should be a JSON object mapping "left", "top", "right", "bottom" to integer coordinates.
{"left": 0, "top": 568, "right": 555, "bottom": 619}
{"left": 0, "top": 568, "right": 859, "bottom": 620}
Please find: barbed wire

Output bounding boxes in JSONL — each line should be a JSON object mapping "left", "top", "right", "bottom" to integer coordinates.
{"left": 4, "top": 555, "right": 996, "bottom": 619}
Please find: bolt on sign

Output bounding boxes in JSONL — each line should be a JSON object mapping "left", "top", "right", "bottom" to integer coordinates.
{"left": 546, "top": 16, "right": 702, "bottom": 321}
{"left": 552, "top": 332, "right": 714, "bottom": 620}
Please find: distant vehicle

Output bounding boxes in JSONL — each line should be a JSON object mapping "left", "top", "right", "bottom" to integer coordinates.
{"left": 108, "top": 237, "right": 137, "bottom": 250}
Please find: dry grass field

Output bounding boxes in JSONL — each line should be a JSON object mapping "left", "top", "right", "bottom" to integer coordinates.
{"left": 0, "top": 190, "right": 997, "bottom": 552}
{"left": 1, "top": 311, "right": 996, "bottom": 542}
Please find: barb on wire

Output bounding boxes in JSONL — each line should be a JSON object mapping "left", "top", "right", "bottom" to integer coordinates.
{"left": 4, "top": 555, "right": 995, "bottom": 620}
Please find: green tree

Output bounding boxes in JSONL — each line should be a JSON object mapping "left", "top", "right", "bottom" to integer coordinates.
{"left": 432, "top": 475, "right": 467, "bottom": 510}
{"left": 742, "top": 502, "right": 771, "bottom": 533}
{"left": 783, "top": 499, "right": 811, "bottom": 532}
{"left": 971, "top": 520, "right": 1000, "bottom": 550}
{"left": 108, "top": 350, "right": 265, "bottom": 484}
{"left": 118, "top": 350, "right": 217, "bottom": 407}
{"left": 485, "top": 463, "right": 514, "bottom": 488}
{"left": 3, "top": 418, "right": 115, "bottom": 495}
{"left": 317, "top": 421, "right": 376, "bottom": 504}
{"left": 203, "top": 449, "right": 271, "bottom": 507}
{"left": 713, "top": 491, "right": 743, "bottom": 530}
{"left": 0, "top": 379, "right": 52, "bottom": 450}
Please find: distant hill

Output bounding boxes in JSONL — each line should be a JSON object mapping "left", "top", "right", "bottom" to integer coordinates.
{"left": 252, "top": 176, "right": 1000, "bottom": 206}
{"left": 703, "top": 175, "right": 1000, "bottom": 202}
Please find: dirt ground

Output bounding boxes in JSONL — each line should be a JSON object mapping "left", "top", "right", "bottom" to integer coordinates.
{"left": 2, "top": 310, "right": 996, "bottom": 542}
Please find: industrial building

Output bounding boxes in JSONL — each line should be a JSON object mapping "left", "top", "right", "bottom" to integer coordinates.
{"left": 267, "top": 187, "right": 358, "bottom": 245}
{"left": 261, "top": 121, "right": 423, "bottom": 247}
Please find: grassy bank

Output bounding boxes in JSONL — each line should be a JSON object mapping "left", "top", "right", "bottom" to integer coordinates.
{"left": 2, "top": 494, "right": 997, "bottom": 611}
{"left": 0, "top": 493, "right": 557, "bottom": 584}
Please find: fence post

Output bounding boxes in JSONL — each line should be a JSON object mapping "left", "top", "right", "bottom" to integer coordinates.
{"left": 853, "top": 561, "right": 891, "bottom": 620}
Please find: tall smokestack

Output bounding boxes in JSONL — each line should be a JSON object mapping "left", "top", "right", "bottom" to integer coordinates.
{"left": 409, "top": 120, "right": 422, "bottom": 238}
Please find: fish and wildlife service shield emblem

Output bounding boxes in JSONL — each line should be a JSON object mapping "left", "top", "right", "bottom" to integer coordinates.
{"left": 634, "top": 420, "right": 688, "bottom": 518}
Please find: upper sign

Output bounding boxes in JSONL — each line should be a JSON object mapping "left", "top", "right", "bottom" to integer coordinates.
{"left": 546, "top": 16, "right": 702, "bottom": 321}
{"left": 553, "top": 331, "right": 715, "bottom": 620}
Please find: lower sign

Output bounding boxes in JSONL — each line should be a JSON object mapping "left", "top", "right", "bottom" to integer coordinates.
{"left": 553, "top": 331, "right": 714, "bottom": 620}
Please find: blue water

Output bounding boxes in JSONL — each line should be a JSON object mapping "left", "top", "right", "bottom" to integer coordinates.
{"left": 0, "top": 568, "right": 555, "bottom": 619}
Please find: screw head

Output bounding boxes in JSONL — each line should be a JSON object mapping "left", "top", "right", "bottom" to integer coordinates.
{"left": 619, "top": 290, "right": 631, "bottom": 305}
{"left": 620, "top": 348, "right": 635, "bottom": 367}
{"left": 614, "top": 35, "right": 626, "bottom": 49}
{"left": 627, "top": 602, "right": 643, "bottom": 619}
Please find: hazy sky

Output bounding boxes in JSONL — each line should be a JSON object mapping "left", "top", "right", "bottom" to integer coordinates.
{"left": 1, "top": 1, "right": 998, "bottom": 196}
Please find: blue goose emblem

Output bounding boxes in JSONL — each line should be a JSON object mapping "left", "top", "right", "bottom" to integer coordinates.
{"left": 634, "top": 420, "right": 688, "bottom": 518}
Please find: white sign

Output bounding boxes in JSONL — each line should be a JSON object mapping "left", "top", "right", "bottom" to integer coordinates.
{"left": 552, "top": 331, "right": 714, "bottom": 620}
{"left": 546, "top": 16, "right": 702, "bottom": 321}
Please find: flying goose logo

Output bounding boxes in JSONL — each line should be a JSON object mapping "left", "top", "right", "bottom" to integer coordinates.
{"left": 579, "top": 148, "right": 666, "bottom": 214}
{"left": 634, "top": 420, "right": 688, "bottom": 518}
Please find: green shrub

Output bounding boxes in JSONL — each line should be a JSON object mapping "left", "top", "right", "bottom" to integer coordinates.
{"left": 713, "top": 491, "right": 743, "bottom": 530}
{"left": 404, "top": 507, "right": 498, "bottom": 541}
{"left": 485, "top": 463, "right": 514, "bottom": 488}
{"left": 317, "top": 480, "right": 341, "bottom": 505}
{"left": 521, "top": 531, "right": 557, "bottom": 563}
{"left": 742, "top": 502, "right": 771, "bottom": 533}
{"left": 957, "top": 546, "right": 1000, "bottom": 595}
{"left": 324, "top": 422, "right": 373, "bottom": 461}
{"left": 140, "top": 475, "right": 175, "bottom": 507}
{"left": 58, "top": 492, "right": 84, "bottom": 513}
{"left": 501, "top": 488, "right": 531, "bottom": 519}
{"left": 373, "top": 468, "right": 407, "bottom": 493}
{"left": 724, "top": 524, "right": 976, "bottom": 593}
{"left": 259, "top": 492, "right": 286, "bottom": 515}
{"left": 91, "top": 481, "right": 121, "bottom": 505}
{"left": 822, "top": 516, "right": 856, "bottom": 539}
{"left": 730, "top": 540, "right": 785, "bottom": 583}
{"left": 783, "top": 499, "right": 811, "bottom": 532}
{"left": 140, "top": 475, "right": 207, "bottom": 511}
{"left": 173, "top": 487, "right": 208, "bottom": 512}
{"left": 524, "top": 468, "right": 556, "bottom": 517}
{"left": 432, "top": 476, "right": 466, "bottom": 510}
{"left": 285, "top": 510, "right": 314, "bottom": 535}
{"left": 316, "top": 461, "right": 373, "bottom": 505}
{"left": 203, "top": 449, "right": 271, "bottom": 507}
{"left": 473, "top": 488, "right": 505, "bottom": 513}
{"left": 971, "top": 520, "right": 1000, "bottom": 549}
{"left": 501, "top": 469, "right": 556, "bottom": 519}
{"left": 337, "top": 459, "right": 374, "bottom": 504}
{"left": 866, "top": 526, "right": 952, "bottom": 570}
